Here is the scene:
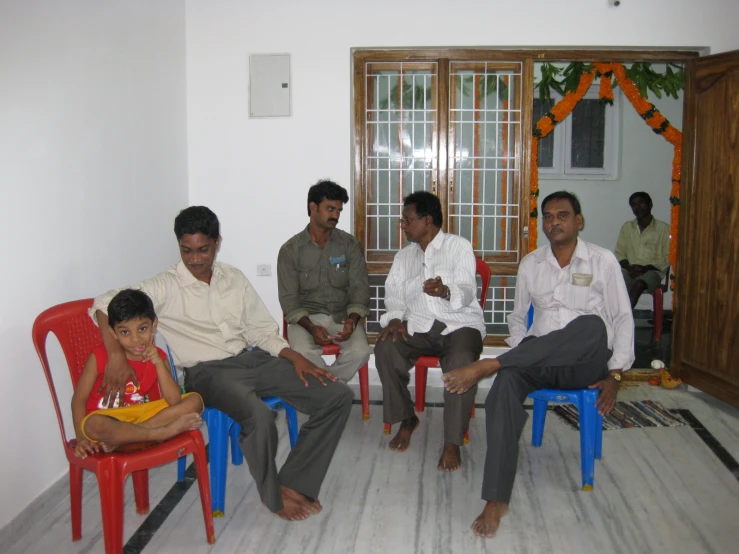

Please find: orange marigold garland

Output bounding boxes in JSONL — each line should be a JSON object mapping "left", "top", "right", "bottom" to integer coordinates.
{"left": 530, "top": 69, "right": 595, "bottom": 251}
{"left": 610, "top": 62, "right": 682, "bottom": 299}
{"left": 530, "top": 136, "right": 539, "bottom": 248}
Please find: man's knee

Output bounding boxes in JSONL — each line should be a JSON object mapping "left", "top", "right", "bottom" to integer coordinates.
{"left": 373, "top": 337, "right": 398, "bottom": 365}
{"left": 326, "top": 381, "right": 354, "bottom": 410}
{"left": 569, "top": 314, "right": 606, "bottom": 336}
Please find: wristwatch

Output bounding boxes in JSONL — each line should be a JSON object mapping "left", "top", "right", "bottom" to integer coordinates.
{"left": 608, "top": 371, "right": 622, "bottom": 382}
{"left": 443, "top": 286, "right": 451, "bottom": 301}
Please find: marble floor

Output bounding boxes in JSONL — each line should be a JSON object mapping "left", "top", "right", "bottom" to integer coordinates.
{"left": 4, "top": 382, "right": 739, "bottom": 554}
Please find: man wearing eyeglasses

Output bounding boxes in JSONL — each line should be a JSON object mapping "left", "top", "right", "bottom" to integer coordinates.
{"left": 375, "top": 190, "right": 486, "bottom": 472}
{"left": 442, "top": 191, "right": 634, "bottom": 538}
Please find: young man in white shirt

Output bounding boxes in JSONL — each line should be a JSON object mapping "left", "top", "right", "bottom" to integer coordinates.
{"left": 375, "top": 191, "right": 486, "bottom": 472}
{"left": 442, "top": 191, "right": 634, "bottom": 538}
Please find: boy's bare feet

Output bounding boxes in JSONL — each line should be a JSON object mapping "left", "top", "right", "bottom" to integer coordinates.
{"left": 162, "top": 413, "right": 202, "bottom": 438}
{"left": 442, "top": 359, "right": 500, "bottom": 394}
{"left": 437, "top": 443, "right": 461, "bottom": 471}
{"left": 274, "top": 487, "right": 316, "bottom": 521}
{"left": 388, "top": 415, "right": 419, "bottom": 452}
{"left": 471, "top": 501, "right": 509, "bottom": 538}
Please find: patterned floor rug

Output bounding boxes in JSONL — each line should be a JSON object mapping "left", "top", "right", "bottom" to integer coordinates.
{"left": 553, "top": 400, "right": 687, "bottom": 430}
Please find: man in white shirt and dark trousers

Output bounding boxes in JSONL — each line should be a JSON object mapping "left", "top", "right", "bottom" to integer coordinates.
{"left": 375, "top": 191, "right": 486, "bottom": 472}
{"left": 443, "top": 191, "right": 634, "bottom": 538}
{"left": 90, "top": 206, "right": 353, "bottom": 522}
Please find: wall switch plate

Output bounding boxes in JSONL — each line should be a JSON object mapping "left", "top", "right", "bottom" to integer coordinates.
{"left": 256, "top": 264, "right": 271, "bottom": 276}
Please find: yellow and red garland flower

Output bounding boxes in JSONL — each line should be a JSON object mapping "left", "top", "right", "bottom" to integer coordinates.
{"left": 531, "top": 62, "right": 681, "bottom": 299}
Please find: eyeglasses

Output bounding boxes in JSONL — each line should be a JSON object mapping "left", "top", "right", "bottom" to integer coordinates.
{"left": 398, "top": 216, "right": 425, "bottom": 227}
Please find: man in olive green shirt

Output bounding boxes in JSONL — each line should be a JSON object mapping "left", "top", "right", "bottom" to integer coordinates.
{"left": 614, "top": 191, "right": 670, "bottom": 308}
{"left": 277, "top": 180, "right": 371, "bottom": 381}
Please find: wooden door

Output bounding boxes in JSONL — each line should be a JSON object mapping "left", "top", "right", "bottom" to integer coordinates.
{"left": 673, "top": 50, "right": 739, "bottom": 407}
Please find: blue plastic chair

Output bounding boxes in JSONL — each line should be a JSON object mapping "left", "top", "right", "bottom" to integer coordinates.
{"left": 525, "top": 305, "right": 604, "bottom": 491}
{"left": 168, "top": 347, "right": 299, "bottom": 516}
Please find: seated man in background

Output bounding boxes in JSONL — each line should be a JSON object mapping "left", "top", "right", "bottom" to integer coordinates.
{"left": 277, "top": 179, "right": 371, "bottom": 382}
{"left": 443, "top": 191, "right": 634, "bottom": 538}
{"left": 90, "top": 206, "right": 353, "bottom": 521}
{"left": 614, "top": 191, "right": 670, "bottom": 308}
{"left": 375, "top": 191, "right": 486, "bottom": 472}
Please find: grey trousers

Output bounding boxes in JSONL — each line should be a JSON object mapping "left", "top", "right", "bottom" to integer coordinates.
{"left": 287, "top": 314, "right": 371, "bottom": 382}
{"left": 374, "top": 320, "right": 483, "bottom": 445}
{"left": 183, "top": 348, "right": 353, "bottom": 513}
{"left": 482, "top": 314, "right": 612, "bottom": 504}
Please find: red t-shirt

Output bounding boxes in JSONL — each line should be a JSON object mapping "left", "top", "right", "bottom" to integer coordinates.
{"left": 85, "top": 345, "right": 165, "bottom": 414}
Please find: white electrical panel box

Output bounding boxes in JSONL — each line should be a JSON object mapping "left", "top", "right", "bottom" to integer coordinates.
{"left": 249, "top": 54, "right": 291, "bottom": 117}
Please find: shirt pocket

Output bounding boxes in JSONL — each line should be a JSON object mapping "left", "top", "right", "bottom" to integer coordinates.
{"left": 299, "top": 267, "right": 320, "bottom": 292}
{"left": 327, "top": 261, "right": 350, "bottom": 290}
{"left": 566, "top": 282, "right": 591, "bottom": 311}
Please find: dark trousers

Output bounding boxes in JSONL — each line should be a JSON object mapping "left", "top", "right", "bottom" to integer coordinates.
{"left": 374, "top": 321, "right": 483, "bottom": 445}
{"left": 482, "top": 315, "right": 611, "bottom": 503}
{"left": 183, "top": 348, "right": 353, "bottom": 512}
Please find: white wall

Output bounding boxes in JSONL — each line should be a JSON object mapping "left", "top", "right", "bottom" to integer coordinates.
{"left": 0, "top": 0, "right": 188, "bottom": 530}
{"left": 185, "top": 0, "right": 738, "bottom": 322}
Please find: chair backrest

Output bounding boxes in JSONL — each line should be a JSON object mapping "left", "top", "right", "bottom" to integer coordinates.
{"left": 32, "top": 299, "right": 101, "bottom": 445}
{"left": 475, "top": 258, "right": 492, "bottom": 309}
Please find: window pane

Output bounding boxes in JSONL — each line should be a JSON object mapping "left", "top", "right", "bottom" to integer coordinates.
{"left": 448, "top": 62, "right": 522, "bottom": 261}
{"left": 532, "top": 99, "right": 554, "bottom": 168}
{"left": 570, "top": 99, "right": 605, "bottom": 168}
{"left": 365, "top": 63, "right": 437, "bottom": 257}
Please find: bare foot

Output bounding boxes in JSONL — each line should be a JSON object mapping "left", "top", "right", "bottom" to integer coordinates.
{"left": 389, "top": 416, "right": 419, "bottom": 452}
{"left": 275, "top": 487, "right": 313, "bottom": 521}
{"left": 471, "top": 501, "right": 509, "bottom": 538}
{"left": 163, "top": 413, "right": 203, "bottom": 438}
{"left": 283, "top": 487, "right": 322, "bottom": 514}
{"left": 99, "top": 442, "right": 116, "bottom": 453}
{"left": 437, "top": 443, "right": 461, "bottom": 472}
{"left": 442, "top": 359, "right": 500, "bottom": 394}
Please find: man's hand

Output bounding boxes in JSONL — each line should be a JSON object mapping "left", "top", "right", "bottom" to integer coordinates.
{"left": 291, "top": 355, "right": 337, "bottom": 387}
{"left": 333, "top": 318, "right": 356, "bottom": 342}
{"left": 628, "top": 264, "right": 647, "bottom": 278}
{"left": 100, "top": 351, "right": 138, "bottom": 408}
{"left": 590, "top": 372, "right": 620, "bottom": 415}
{"left": 423, "top": 277, "right": 446, "bottom": 297}
{"left": 378, "top": 319, "right": 408, "bottom": 342}
{"left": 74, "top": 437, "right": 101, "bottom": 459}
{"left": 309, "top": 325, "right": 333, "bottom": 346}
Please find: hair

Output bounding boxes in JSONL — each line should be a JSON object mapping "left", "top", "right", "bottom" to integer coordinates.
{"left": 107, "top": 289, "right": 157, "bottom": 328}
{"left": 174, "top": 206, "right": 220, "bottom": 241}
{"left": 541, "top": 190, "right": 582, "bottom": 216}
{"left": 403, "top": 190, "right": 443, "bottom": 227}
{"left": 628, "top": 191, "right": 652, "bottom": 205}
{"left": 307, "top": 180, "right": 349, "bottom": 216}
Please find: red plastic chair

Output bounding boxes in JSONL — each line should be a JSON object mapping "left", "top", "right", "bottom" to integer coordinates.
{"left": 32, "top": 299, "right": 215, "bottom": 554}
{"left": 282, "top": 315, "right": 370, "bottom": 419}
{"left": 383, "top": 258, "right": 492, "bottom": 441}
{"left": 649, "top": 267, "right": 670, "bottom": 343}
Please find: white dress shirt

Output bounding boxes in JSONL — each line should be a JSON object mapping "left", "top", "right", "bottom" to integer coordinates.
{"left": 506, "top": 238, "right": 634, "bottom": 371}
{"left": 380, "top": 231, "right": 486, "bottom": 338}
{"left": 90, "top": 261, "right": 289, "bottom": 368}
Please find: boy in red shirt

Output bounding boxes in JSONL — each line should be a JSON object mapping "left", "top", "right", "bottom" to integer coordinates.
{"left": 72, "top": 289, "right": 203, "bottom": 458}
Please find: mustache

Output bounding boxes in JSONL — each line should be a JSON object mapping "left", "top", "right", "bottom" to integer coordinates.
{"left": 328, "top": 219, "right": 339, "bottom": 223}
